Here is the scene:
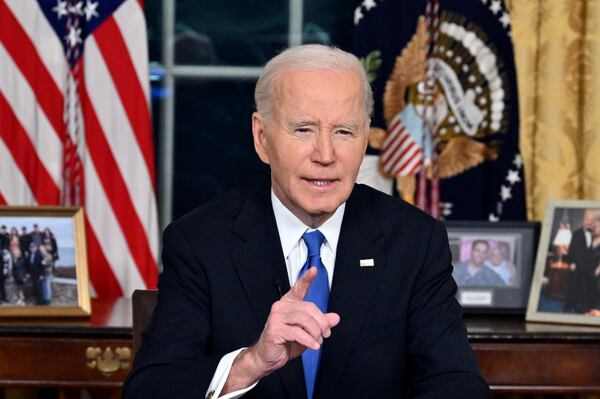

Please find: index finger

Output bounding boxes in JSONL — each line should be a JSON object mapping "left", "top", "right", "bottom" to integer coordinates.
{"left": 285, "top": 266, "right": 317, "bottom": 301}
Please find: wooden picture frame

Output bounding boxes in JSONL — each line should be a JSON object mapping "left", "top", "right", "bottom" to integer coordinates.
{"left": 445, "top": 221, "right": 540, "bottom": 314}
{"left": 0, "top": 206, "right": 90, "bottom": 317}
{"left": 526, "top": 200, "right": 600, "bottom": 326}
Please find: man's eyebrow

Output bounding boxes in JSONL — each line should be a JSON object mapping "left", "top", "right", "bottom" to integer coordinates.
{"left": 288, "top": 120, "right": 360, "bottom": 130}
{"left": 289, "top": 120, "right": 318, "bottom": 127}
{"left": 332, "top": 123, "right": 359, "bottom": 130}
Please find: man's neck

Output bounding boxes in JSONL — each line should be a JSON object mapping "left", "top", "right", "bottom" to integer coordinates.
{"left": 271, "top": 188, "right": 336, "bottom": 228}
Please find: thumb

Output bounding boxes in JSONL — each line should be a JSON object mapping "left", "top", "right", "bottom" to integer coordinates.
{"left": 325, "top": 312, "right": 340, "bottom": 328}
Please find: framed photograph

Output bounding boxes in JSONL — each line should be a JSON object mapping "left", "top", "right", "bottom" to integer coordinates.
{"left": 0, "top": 206, "right": 90, "bottom": 317}
{"left": 445, "top": 221, "right": 540, "bottom": 313}
{"left": 526, "top": 200, "right": 600, "bottom": 326}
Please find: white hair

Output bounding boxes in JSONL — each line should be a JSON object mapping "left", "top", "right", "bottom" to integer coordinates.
{"left": 254, "top": 44, "right": 373, "bottom": 120}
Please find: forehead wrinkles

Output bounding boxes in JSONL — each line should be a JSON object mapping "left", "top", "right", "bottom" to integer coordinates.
{"left": 273, "top": 79, "right": 365, "bottom": 132}
{"left": 275, "top": 69, "right": 361, "bottom": 104}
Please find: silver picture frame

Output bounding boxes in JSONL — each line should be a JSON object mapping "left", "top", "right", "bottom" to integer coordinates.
{"left": 526, "top": 200, "right": 600, "bottom": 326}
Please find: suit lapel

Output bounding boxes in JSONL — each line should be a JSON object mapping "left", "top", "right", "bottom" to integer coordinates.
{"left": 315, "top": 187, "right": 386, "bottom": 398}
{"left": 229, "top": 184, "right": 306, "bottom": 399}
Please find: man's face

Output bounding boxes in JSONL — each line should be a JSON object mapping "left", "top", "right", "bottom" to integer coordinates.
{"left": 470, "top": 242, "right": 489, "bottom": 267}
{"left": 252, "top": 68, "right": 369, "bottom": 226}
{"left": 583, "top": 210, "right": 596, "bottom": 230}
{"left": 489, "top": 248, "right": 503, "bottom": 266}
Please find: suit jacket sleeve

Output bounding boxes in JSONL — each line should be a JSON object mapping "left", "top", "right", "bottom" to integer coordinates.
{"left": 407, "top": 221, "right": 490, "bottom": 398}
{"left": 123, "top": 222, "right": 223, "bottom": 399}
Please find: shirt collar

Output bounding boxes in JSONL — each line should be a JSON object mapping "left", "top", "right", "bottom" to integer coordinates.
{"left": 271, "top": 190, "right": 345, "bottom": 257}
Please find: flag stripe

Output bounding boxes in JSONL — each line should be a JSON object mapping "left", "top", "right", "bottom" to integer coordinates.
{"left": 80, "top": 85, "right": 157, "bottom": 289}
{"left": 0, "top": 43, "right": 63, "bottom": 187}
{"left": 383, "top": 135, "right": 412, "bottom": 173}
{"left": 0, "top": 191, "right": 6, "bottom": 205}
{"left": 113, "top": 0, "right": 150, "bottom": 103}
{"left": 4, "top": 0, "right": 67, "bottom": 93}
{"left": 392, "top": 146, "right": 421, "bottom": 176}
{"left": 93, "top": 16, "right": 156, "bottom": 190}
{"left": 381, "top": 118, "right": 402, "bottom": 150}
{"left": 85, "top": 219, "right": 124, "bottom": 298}
{"left": 0, "top": 0, "right": 66, "bottom": 142}
{"left": 407, "top": 158, "right": 424, "bottom": 175}
{"left": 84, "top": 154, "right": 147, "bottom": 296}
{"left": 0, "top": 92, "right": 60, "bottom": 204}
{"left": 397, "top": 152, "right": 422, "bottom": 176}
{"left": 0, "top": 139, "right": 35, "bottom": 205}
{"left": 84, "top": 37, "right": 159, "bottom": 259}
{"left": 380, "top": 126, "right": 405, "bottom": 162}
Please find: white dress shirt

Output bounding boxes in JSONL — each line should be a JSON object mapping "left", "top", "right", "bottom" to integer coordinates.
{"left": 584, "top": 229, "right": 592, "bottom": 248}
{"left": 204, "top": 190, "right": 345, "bottom": 399}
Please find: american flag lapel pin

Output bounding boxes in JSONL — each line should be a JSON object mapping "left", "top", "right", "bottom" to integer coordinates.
{"left": 359, "top": 258, "right": 375, "bottom": 267}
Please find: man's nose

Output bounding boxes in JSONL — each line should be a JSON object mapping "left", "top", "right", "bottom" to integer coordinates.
{"left": 312, "top": 132, "right": 335, "bottom": 165}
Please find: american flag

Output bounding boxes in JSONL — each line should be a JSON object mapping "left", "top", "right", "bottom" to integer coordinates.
{"left": 380, "top": 113, "right": 424, "bottom": 177}
{"left": 0, "top": 0, "right": 158, "bottom": 297}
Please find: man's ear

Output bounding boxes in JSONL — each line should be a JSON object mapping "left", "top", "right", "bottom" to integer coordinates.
{"left": 252, "top": 112, "right": 271, "bottom": 165}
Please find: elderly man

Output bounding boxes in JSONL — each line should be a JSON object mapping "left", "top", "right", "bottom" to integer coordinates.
{"left": 564, "top": 209, "right": 600, "bottom": 313}
{"left": 124, "top": 45, "right": 488, "bottom": 399}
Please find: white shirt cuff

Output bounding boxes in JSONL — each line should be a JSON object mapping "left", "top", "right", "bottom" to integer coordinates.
{"left": 205, "top": 348, "right": 259, "bottom": 399}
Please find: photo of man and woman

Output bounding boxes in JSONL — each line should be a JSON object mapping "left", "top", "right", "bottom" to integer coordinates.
{"left": 449, "top": 234, "right": 520, "bottom": 288}
{"left": 537, "top": 207, "right": 600, "bottom": 316}
{"left": 0, "top": 216, "right": 78, "bottom": 307}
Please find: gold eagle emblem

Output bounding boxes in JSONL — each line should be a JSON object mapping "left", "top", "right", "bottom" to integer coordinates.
{"left": 369, "top": 13, "right": 507, "bottom": 203}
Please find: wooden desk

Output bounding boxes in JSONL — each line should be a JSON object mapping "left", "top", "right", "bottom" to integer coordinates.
{"left": 0, "top": 298, "right": 132, "bottom": 393}
{"left": 467, "top": 315, "right": 600, "bottom": 393}
{"left": 0, "top": 300, "right": 599, "bottom": 395}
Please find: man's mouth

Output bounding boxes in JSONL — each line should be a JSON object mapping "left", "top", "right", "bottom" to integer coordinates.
{"left": 305, "top": 179, "right": 337, "bottom": 187}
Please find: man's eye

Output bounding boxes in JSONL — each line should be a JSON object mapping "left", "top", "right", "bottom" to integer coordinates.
{"left": 337, "top": 130, "right": 353, "bottom": 136}
{"left": 295, "top": 128, "right": 312, "bottom": 134}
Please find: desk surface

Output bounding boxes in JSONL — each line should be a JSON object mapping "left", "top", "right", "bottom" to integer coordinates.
{"left": 465, "top": 314, "right": 600, "bottom": 342}
{"left": 0, "top": 299, "right": 599, "bottom": 393}
{"left": 0, "top": 298, "right": 132, "bottom": 338}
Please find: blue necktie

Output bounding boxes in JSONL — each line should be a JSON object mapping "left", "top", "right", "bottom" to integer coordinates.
{"left": 298, "top": 230, "right": 328, "bottom": 399}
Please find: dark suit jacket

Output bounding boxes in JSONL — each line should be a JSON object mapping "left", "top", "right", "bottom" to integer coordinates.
{"left": 26, "top": 251, "right": 44, "bottom": 279}
{"left": 565, "top": 228, "right": 597, "bottom": 312}
{"left": 124, "top": 182, "right": 489, "bottom": 399}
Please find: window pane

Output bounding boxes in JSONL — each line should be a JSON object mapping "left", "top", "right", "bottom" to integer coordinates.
{"left": 174, "top": 0, "right": 289, "bottom": 66}
{"left": 303, "top": 1, "right": 354, "bottom": 50}
{"left": 172, "top": 79, "right": 269, "bottom": 219}
{"left": 145, "top": 0, "right": 163, "bottom": 63}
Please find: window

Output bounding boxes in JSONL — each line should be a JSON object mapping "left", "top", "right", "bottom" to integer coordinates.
{"left": 147, "top": 0, "right": 354, "bottom": 226}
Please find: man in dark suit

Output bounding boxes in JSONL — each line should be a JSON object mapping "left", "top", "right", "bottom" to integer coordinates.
{"left": 26, "top": 242, "right": 45, "bottom": 305}
{"left": 124, "top": 44, "right": 488, "bottom": 399}
{"left": 0, "top": 225, "right": 8, "bottom": 251}
{"left": 564, "top": 209, "right": 600, "bottom": 313}
{"left": 19, "top": 226, "right": 32, "bottom": 257}
{"left": 0, "top": 225, "right": 7, "bottom": 302}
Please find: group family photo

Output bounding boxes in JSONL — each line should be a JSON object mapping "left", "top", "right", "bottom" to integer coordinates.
{"left": 0, "top": 216, "right": 78, "bottom": 308}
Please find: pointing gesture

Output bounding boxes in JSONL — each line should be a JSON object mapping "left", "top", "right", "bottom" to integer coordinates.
{"left": 222, "top": 267, "right": 340, "bottom": 394}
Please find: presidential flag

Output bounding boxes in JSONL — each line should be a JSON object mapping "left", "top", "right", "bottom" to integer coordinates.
{"left": 0, "top": 0, "right": 158, "bottom": 297}
{"left": 354, "top": 0, "right": 526, "bottom": 221}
